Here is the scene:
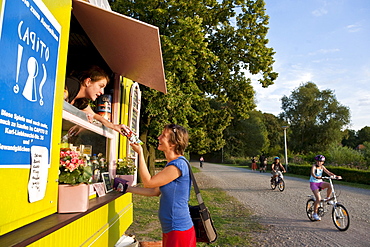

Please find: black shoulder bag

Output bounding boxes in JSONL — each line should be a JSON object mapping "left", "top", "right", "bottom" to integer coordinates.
{"left": 183, "top": 158, "right": 217, "bottom": 243}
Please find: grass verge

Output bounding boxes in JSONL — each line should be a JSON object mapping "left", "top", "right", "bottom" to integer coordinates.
{"left": 126, "top": 167, "right": 265, "bottom": 246}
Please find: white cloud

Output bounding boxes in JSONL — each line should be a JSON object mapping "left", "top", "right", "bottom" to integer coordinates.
{"left": 346, "top": 23, "right": 362, "bottom": 33}
{"left": 312, "top": 8, "right": 328, "bottom": 17}
{"left": 308, "top": 48, "right": 340, "bottom": 56}
{"left": 250, "top": 63, "right": 315, "bottom": 115}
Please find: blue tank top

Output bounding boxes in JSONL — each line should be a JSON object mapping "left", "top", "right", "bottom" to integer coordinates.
{"left": 158, "top": 157, "right": 193, "bottom": 233}
{"left": 309, "top": 167, "right": 323, "bottom": 183}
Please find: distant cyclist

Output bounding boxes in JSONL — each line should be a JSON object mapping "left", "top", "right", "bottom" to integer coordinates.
{"left": 310, "top": 155, "right": 341, "bottom": 221}
{"left": 271, "top": 157, "right": 286, "bottom": 183}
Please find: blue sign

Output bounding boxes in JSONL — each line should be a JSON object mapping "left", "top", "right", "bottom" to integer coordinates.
{"left": 0, "top": 0, "right": 61, "bottom": 167}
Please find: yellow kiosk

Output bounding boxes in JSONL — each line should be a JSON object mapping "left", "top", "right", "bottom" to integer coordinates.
{"left": 0, "top": 0, "right": 166, "bottom": 246}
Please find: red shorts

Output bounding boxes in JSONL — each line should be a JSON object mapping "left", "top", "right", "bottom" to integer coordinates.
{"left": 162, "top": 226, "right": 196, "bottom": 247}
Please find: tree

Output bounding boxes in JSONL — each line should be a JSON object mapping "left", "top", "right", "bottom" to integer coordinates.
{"left": 280, "top": 82, "right": 350, "bottom": 153}
{"left": 361, "top": 141, "right": 370, "bottom": 168}
{"left": 357, "top": 126, "right": 370, "bottom": 145}
{"left": 341, "top": 126, "right": 370, "bottom": 150}
{"left": 109, "top": 0, "right": 278, "bottom": 164}
{"left": 341, "top": 129, "right": 359, "bottom": 149}
{"left": 224, "top": 111, "right": 268, "bottom": 157}
{"left": 261, "top": 113, "right": 286, "bottom": 156}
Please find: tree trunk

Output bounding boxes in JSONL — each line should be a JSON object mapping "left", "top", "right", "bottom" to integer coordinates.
{"left": 148, "top": 145, "right": 156, "bottom": 176}
{"left": 137, "top": 129, "right": 156, "bottom": 182}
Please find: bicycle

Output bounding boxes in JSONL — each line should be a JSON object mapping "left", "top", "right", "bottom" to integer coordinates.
{"left": 270, "top": 173, "right": 285, "bottom": 192}
{"left": 306, "top": 176, "right": 350, "bottom": 231}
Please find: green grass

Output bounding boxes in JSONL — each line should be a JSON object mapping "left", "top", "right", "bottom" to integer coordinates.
{"left": 126, "top": 166, "right": 265, "bottom": 246}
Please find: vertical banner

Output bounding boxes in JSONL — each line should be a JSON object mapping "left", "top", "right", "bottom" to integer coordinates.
{"left": 0, "top": 0, "right": 61, "bottom": 167}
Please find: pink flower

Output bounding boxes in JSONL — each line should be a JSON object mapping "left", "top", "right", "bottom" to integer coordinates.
{"left": 59, "top": 149, "right": 90, "bottom": 184}
{"left": 71, "top": 158, "right": 79, "bottom": 164}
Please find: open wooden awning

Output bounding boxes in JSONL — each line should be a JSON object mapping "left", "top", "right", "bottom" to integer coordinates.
{"left": 72, "top": 0, "right": 167, "bottom": 93}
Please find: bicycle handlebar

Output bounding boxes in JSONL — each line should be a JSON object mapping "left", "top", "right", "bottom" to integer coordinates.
{"left": 322, "top": 176, "right": 342, "bottom": 180}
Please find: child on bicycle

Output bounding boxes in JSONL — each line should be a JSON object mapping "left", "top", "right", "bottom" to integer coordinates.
{"left": 271, "top": 157, "right": 286, "bottom": 183}
{"left": 310, "top": 155, "right": 341, "bottom": 221}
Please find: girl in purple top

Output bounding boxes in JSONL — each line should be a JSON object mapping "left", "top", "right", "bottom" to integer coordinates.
{"left": 127, "top": 124, "right": 196, "bottom": 247}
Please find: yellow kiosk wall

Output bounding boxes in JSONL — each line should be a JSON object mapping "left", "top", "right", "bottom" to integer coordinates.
{"left": 0, "top": 1, "right": 134, "bottom": 245}
{"left": 0, "top": 0, "right": 72, "bottom": 235}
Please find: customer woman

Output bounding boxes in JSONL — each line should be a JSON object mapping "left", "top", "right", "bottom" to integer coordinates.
{"left": 64, "top": 65, "right": 124, "bottom": 135}
{"left": 126, "top": 124, "right": 196, "bottom": 247}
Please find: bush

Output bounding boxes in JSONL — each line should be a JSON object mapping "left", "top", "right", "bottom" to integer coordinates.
{"left": 288, "top": 164, "right": 370, "bottom": 185}
{"left": 288, "top": 164, "right": 311, "bottom": 176}
{"left": 325, "top": 166, "right": 370, "bottom": 184}
{"left": 223, "top": 157, "right": 249, "bottom": 165}
{"left": 326, "top": 144, "right": 366, "bottom": 168}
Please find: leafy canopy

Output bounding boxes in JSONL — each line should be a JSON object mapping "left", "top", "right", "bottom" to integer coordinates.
{"left": 280, "top": 82, "right": 350, "bottom": 153}
{"left": 109, "top": 0, "right": 278, "bottom": 158}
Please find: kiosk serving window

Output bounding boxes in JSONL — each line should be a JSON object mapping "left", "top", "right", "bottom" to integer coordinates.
{"left": 62, "top": 102, "right": 113, "bottom": 156}
{"left": 61, "top": 12, "right": 117, "bottom": 180}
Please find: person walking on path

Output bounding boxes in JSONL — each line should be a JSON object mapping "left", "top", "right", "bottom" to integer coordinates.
{"left": 200, "top": 156, "right": 204, "bottom": 168}
{"left": 260, "top": 157, "right": 267, "bottom": 173}
{"left": 251, "top": 157, "right": 257, "bottom": 171}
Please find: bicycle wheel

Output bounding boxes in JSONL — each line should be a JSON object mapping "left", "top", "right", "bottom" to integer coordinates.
{"left": 278, "top": 179, "right": 285, "bottom": 192}
{"left": 270, "top": 180, "right": 276, "bottom": 190}
{"left": 332, "top": 203, "right": 350, "bottom": 231}
{"left": 306, "top": 199, "right": 315, "bottom": 221}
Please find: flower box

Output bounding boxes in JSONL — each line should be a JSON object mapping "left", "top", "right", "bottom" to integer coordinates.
{"left": 58, "top": 184, "right": 89, "bottom": 213}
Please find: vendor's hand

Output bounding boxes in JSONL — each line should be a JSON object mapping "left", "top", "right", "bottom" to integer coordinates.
{"left": 112, "top": 124, "right": 126, "bottom": 135}
{"left": 118, "top": 124, "right": 131, "bottom": 136}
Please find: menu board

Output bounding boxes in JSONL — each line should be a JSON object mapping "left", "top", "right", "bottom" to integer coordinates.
{"left": 0, "top": 0, "right": 61, "bottom": 167}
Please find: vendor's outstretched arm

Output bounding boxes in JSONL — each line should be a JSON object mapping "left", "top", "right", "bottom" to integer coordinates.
{"left": 82, "top": 105, "right": 125, "bottom": 135}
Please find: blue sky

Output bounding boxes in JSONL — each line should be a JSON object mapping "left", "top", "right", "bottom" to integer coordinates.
{"left": 251, "top": 0, "right": 370, "bottom": 131}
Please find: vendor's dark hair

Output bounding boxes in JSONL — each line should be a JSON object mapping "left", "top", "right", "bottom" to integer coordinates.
{"left": 164, "top": 124, "right": 189, "bottom": 155}
{"left": 72, "top": 65, "right": 110, "bottom": 84}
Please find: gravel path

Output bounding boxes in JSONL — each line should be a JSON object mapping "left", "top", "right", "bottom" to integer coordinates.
{"left": 191, "top": 162, "right": 370, "bottom": 247}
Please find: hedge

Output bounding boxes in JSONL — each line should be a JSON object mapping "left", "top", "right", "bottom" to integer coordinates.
{"left": 288, "top": 164, "right": 370, "bottom": 185}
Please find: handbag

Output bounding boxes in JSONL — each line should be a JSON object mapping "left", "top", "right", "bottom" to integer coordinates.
{"left": 183, "top": 158, "right": 217, "bottom": 243}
